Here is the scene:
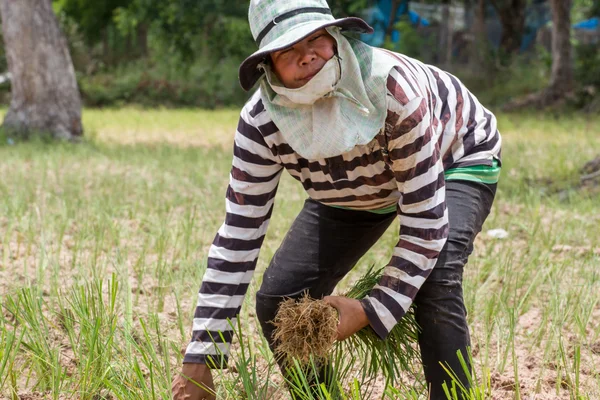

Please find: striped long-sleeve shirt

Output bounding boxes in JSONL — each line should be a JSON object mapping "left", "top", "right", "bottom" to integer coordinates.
{"left": 184, "top": 51, "right": 501, "bottom": 366}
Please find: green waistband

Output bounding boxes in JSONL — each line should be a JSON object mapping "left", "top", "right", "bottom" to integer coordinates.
{"left": 444, "top": 159, "right": 501, "bottom": 185}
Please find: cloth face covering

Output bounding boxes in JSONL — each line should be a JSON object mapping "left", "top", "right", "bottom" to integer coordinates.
{"left": 259, "top": 27, "right": 399, "bottom": 160}
{"left": 266, "top": 54, "right": 341, "bottom": 106}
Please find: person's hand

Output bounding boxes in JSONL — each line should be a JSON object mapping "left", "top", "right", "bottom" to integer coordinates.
{"left": 323, "top": 296, "right": 369, "bottom": 341}
{"left": 172, "top": 363, "right": 216, "bottom": 400}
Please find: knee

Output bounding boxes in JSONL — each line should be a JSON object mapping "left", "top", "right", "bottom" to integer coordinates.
{"left": 418, "top": 267, "right": 463, "bottom": 298}
{"left": 255, "top": 287, "right": 306, "bottom": 326}
{"left": 255, "top": 289, "right": 309, "bottom": 348}
{"left": 414, "top": 275, "right": 465, "bottom": 316}
{"left": 255, "top": 291, "right": 280, "bottom": 325}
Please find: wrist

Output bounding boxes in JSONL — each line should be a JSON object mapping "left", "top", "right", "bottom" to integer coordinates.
{"left": 359, "top": 298, "right": 390, "bottom": 340}
{"left": 357, "top": 299, "right": 370, "bottom": 329}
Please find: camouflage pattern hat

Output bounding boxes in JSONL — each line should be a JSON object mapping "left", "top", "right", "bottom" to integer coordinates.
{"left": 239, "top": 0, "right": 373, "bottom": 91}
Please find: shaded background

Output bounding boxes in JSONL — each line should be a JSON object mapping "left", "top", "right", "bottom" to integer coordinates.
{"left": 0, "top": 0, "right": 598, "bottom": 110}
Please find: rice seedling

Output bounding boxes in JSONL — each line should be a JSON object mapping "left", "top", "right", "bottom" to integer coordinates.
{"left": 337, "top": 266, "right": 420, "bottom": 382}
{"left": 441, "top": 350, "right": 491, "bottom": 400}
{"left": 272, "top": 265, "right": 420, "bottom": 395}
{"left": 0, "top": 109, "right": 599, "bottom": 398}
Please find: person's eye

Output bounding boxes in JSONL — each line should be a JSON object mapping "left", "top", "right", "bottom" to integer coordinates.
{"left": 275, "top": 49, "right": 292, "bottom": 60}
{"left": 309, "top": 35, "right": 323, "bottom": 42}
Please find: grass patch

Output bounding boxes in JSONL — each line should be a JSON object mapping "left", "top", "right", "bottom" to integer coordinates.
{"left": 0, "top": 108, "right": 599, "bottom": 398}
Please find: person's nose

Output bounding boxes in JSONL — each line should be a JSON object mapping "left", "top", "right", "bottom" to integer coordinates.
{"left": 298, "top": 46, "right": 317, "bottom": 66}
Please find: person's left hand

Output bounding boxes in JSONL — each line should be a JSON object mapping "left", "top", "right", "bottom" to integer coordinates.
{"left": 322, "top": 296, "right": 370, "bottom": 341}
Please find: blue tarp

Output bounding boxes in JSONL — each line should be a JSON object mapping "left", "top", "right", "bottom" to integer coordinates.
{"left": 360, "top": 0, "right": 429, "bottom": 47}
{"left": 574, "top": 17, "right": 599, "bottom": 31}
{"left": 361, "top": 1, "right": 597, "bottom": 51}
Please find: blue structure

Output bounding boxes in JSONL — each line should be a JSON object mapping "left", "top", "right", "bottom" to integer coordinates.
{"left": 360, "top": 0, "right": 429, "bottom": 47}
{"left": 361, "top": 0, "right": 598, "bottom": 52}
{"left": 574, "top": 17, "right": 599, "bottom": 31}
{"left": 519, "top": 2, "right": 552, "bottom": 51}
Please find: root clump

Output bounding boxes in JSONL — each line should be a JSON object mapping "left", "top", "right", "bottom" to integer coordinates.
{"left": 272, "top": 295, "right": 338, "bottom": 365}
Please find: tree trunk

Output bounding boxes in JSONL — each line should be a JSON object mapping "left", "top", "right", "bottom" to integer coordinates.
{"left": 464, "top": 0, "right": 473, "bottom": 28}
{"left": 0, "top": 0, "right": 83, "bottom": 140}
{"left": 137, "top": 23, "right": 149, "bottom": 58}
{"left": 593, "top": 0, "right": 600, "bottom": 17}
{"left": 489, "top": 0, "right": 527, "bottom": 59}
{"left": 386, "top": 0, "right": 401, "bottom": 39}
{"left": 472, "top": 0, "right": 487, "bottom": 66}
{"left": 475, "top": 0, "right": 486, "bottom": 40}
{"left": 503, "top": 0, "right": 576, "bottom": 110}
{"left": 438, "top": 0, "right": 451, "bottom": 65}
{"left": 545, "top": 0, "right": 573, "bottom": 100}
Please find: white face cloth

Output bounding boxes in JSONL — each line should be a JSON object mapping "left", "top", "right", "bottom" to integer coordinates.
{"left": 259, "top": 27, "right": 399, "bottom": 160}
{"left": 265, "top": 55, "right": 341, "bottom": 106}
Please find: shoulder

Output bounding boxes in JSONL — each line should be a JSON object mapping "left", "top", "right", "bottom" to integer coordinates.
{"left": 240, "top": 88, "right": 278, "bottom": 129}
{"left": 379, "top": 51, "right": 428, "bottom": 110}
{"left": 240, "top": 90, "right": 266, "bottom": 121}
{"left": 236, "top": 88, "right": 282, "bottom": 150}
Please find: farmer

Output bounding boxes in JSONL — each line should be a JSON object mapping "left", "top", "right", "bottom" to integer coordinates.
{"left": 172, "top": 0, "right": 501, "bottom": 399}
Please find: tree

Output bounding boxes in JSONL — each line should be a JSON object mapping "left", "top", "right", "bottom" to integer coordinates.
{"left": 328, "top": 0, "right": 369, "bottom": 17}
{"left": 489, "top": 0, "right": 527, "bottom": 60}
{"left": 55, "top": 0, "right": 132, "bottom": 45}
{"left": 504, "top": 0, "right": 574, "bottom": 110}
{"left": 438, "top": 0, "right": 452, "bottom": 65}
{"left": 473, "top": 0, "right": 489, "bottom": 65}
{"left": 56, "top": 0, "right": 137, "bottom": 63}
{"left": 0, "top": 0, "right": 82, "bottom": 140}
{"left": 386, "top": 0, "right": 403, "bottom": 38}
{"left": 544, "top": 0, "right": 574, "bottom": 102}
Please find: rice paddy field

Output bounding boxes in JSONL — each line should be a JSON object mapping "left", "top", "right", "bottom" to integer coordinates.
{"left": 0, "top": 108, "right": 599, "bottom": 399}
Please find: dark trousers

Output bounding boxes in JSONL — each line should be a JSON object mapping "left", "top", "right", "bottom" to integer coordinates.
{"left": 256, "top": 180, "right": 497, "bottom": 399}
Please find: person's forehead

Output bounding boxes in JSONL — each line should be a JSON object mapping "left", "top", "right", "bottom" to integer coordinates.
{"left": 272, "top": 29, "right": 331, "bottom": 54}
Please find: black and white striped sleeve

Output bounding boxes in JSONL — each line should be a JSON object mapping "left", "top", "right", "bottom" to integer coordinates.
{"left": 361, "top": 72, "right": 449, "bottom": 339}
{"left": 183, "top": 103, "right": 284, "bottom": 366}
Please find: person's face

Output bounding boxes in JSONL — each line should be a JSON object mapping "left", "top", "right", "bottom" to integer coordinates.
{"left": 269, "top": 29, "right": 336, "bottom": 89}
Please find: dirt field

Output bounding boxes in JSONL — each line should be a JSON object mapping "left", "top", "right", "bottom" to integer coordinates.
{"left": 0, "top": 110, "right": 599, "bottom": 399}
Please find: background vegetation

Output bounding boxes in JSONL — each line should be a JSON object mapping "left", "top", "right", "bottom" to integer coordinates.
{"left": 0, "top": 0, "right": 599, "bottom": 398}
{"left": 0, "top": 109, "right": 599, "bottom": 398}
{"left": 0, "top": 0, "right": 597, "bottom": 109}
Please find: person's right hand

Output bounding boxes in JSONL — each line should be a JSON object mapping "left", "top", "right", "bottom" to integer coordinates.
{"left": 172, "top": 363, "right": 216, "bottom": 400}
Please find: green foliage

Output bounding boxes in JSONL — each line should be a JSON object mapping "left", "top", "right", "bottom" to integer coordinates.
{"left": 79, "top": 58, "right": 249, "bottom": 108}
{"left": 328, "top": 0, "right": 370, "bottom": 16}
{"left": 573, "top": 42, "right": 600, "bottom": 111}
{"left": 67, "top": 0, "right": 374, "bottom": 108}
{"left": 101, "top": 0, "right": 253, "bottom": 107}
{"left": 384, "top": 17, "right": 436, "bottom": 63}
{"left": 441, "top": 351, "right": 491, "bottom": 400}
{"left": 54, "top": 0, "right": 132, "bottom": 45}
{"left": 573, "top": 0, "right": 600, "bottom": 19}
{"left": 113, "top": 0, "right": 251, "bottom": 63}
{"left": 453, "top": 54, "right": 551, "bottom": 108}
{"left": 575, "top": 43, "right": 600, "bottom": 89}
{"left": 1, "top": 109, "right": 600, "bottom": 397}
{"left": 339, "top": 265, "right": 420, "bottom": 383}
{"left": 0, "top": 30, "right": 6, "bottom": 73}
{"left": 0, "top": 0, "right": 597, "bottom": 109}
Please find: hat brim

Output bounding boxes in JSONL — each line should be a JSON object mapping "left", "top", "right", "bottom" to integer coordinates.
{"left": 239, "top": 17, "right": 373, "bottom": 91}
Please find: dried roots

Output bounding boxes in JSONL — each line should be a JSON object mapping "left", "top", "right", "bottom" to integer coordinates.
{"left": 272, "top": 295, "right": 338, "bottom": 365}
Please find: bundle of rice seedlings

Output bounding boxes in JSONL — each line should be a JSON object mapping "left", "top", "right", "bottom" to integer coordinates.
{"left": 272, "top": 295, "right": 339, "bottom": 365}
{"left": 272, "top": 265, "right": 420, "bottom": 384}
{"left": 337, "top": 265, "right": 420, "bottom": 382}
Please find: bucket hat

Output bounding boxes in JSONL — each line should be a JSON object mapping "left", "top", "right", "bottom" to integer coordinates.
{"left": 239, "top": 0, "right": 373, "bottom": 91}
